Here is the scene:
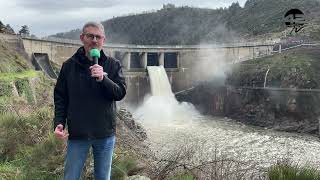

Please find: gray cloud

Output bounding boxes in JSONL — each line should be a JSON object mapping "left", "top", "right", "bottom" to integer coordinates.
{"left": 15, "top": 0, "right": 120, "bottom": 12}
{"left": 0, "top": 0, "right": 247, "bottom": 37}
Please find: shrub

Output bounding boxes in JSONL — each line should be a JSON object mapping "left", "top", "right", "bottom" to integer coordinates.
{"left": 111, "top": 148, "right": 138, "bottom": 180}
{"left": 0, "top": 81, "right": 13, "bottom": 97}
{"left": 0, "top": 106, "right": 53, "bottom": 161}
{"left": 14, "top": 78, "right": 34, "bottom": 103}
{"left": 268, "top": 160, "right": 320, "bottom": 180}
{"left": 20, "top": 133, "right": 64, "bottom": 180}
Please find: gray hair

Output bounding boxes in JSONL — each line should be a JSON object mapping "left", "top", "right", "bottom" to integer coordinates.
{"left": 82, "top": 21, "right": 105, "bottom": 35}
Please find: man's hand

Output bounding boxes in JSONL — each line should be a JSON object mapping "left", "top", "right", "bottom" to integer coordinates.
{"left": 89, "top": 64, "right": 104, "bottom": 81}
{"left": 54, "top": 124, "right": 69, "bottom": 140}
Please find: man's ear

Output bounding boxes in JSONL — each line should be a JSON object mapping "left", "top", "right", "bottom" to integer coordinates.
{"left": 80, "top": 33, "right": 85, "bottom": 42}
{"left": 102, "top": 36, "right": 106, "bottom": 44}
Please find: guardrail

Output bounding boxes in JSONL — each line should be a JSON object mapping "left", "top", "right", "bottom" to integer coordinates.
{"left": 22, "top": 36, "right": 276, "bottom": 49}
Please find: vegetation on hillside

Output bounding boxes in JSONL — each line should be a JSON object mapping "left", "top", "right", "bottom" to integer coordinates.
{"left": 0, "top": 42, "right": 29, "bottom": 73}
{"left": 227, "top": 46, "right": 320, "bottom": 89}
{"left": 268, "top": 160, "right": 320, "bottom": 180}
{"left": 51, "top": 0, "right": 320, "bottom": 45}
{"left": 0, "top": 21, "right": 14, "bottom": 34}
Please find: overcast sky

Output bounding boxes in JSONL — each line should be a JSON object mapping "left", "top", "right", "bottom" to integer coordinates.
{"left": 0, "top": 0, "right": 247, "bottom": 37}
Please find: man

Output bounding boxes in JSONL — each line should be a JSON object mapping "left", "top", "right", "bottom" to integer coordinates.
{"left": 53, "top": 21, "right": 126, "bottom": 180}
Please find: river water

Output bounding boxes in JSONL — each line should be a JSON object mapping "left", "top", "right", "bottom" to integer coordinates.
{"left": 133, "top": 66, "right": 320, "bottom": 178}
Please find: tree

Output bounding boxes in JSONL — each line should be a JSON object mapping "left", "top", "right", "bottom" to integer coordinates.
{"left": 0, "top": 21, "right": 5, "bottom": 33}
{"left": 19, "top": 25, "right": 30, "bottom": 37}
{"left": 5, "top": 24, "right": 15, "bottom": 34}
{"left": 229, "top": 2, "right": 241, "bottom": 13}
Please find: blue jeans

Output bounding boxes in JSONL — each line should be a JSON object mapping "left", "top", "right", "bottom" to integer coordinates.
{"left": 64, "top": 136, "right": 116, "bottom": 180}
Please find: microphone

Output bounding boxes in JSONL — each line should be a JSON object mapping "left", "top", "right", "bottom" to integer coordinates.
{"left": 90, "top": 48, "right": 100, "bottom": 65}
{"left": 89, "top": 48, "right": 101, "bottom": 81}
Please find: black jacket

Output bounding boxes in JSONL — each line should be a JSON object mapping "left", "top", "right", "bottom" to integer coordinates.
{"left": 53, "top": 47, "right": 126, "bottom": 140}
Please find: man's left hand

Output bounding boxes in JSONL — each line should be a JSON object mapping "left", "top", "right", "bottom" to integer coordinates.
{"left": 89, "top": 64, "right": 104, "bottom": 81}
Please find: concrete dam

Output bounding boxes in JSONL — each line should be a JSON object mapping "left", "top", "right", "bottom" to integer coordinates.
{"left": 0, "top": 34, "right": 275, "bottom": 105}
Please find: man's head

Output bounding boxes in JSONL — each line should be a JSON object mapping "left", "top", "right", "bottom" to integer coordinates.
{"left": 80, "top": 21, "right": 106, "bottom": 56}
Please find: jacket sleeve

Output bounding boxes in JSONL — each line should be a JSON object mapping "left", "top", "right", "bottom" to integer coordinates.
{"left": 53, "top": 63, "right": 68, "bottom": 130}
{"left": 100, "top": 60, "right": 127, "bottom": 101}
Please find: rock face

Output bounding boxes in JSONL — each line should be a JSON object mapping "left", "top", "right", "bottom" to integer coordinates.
{"left": 117, "top": 109, "right": 148, "bottom": 142}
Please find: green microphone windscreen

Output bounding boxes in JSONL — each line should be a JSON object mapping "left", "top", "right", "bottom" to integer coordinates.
{"left": 89, "top": 48, "right": 100, "bottom": 58}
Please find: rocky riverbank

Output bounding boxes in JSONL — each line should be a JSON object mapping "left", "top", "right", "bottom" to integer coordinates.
{"left": 176, "top": 46, "right": 320, "bottom": 135}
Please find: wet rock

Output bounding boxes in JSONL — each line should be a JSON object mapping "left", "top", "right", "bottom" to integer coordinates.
{"left": 117, "top": 108, "right": 148, "bottom": 141}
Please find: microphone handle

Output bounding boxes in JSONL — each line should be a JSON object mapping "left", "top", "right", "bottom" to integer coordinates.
{"left": 94, "top": 57, "right": 98, "bottom": 65}
{"left": 93, "top": 57, "right": 99, "bottom": 81}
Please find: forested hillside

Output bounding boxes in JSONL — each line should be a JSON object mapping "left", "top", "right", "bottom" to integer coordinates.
{"left": 51, "top": 0, "right": 320, "bottom": 44}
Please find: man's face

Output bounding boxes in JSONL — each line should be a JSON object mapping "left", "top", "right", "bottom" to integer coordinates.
{"left": 80, "top": 26, "right": 106, "bottom": 55}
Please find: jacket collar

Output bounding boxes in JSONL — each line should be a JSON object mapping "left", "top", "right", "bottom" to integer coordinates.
{"left": 73, "top": 46, "right": 108, "bottom": 67}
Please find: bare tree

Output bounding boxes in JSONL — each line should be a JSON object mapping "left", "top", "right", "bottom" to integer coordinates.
{"left": 148, "top": 134, "right": 265, "bottom": 180}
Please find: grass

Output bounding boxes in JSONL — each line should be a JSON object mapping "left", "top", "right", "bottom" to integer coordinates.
{"left": 0, "top": 70, "right": 39, "bottom": 81}
{"left": 111, "top": 147, "right": 139, "bottom": 180}
{"left": 228, "top": 46, "right": 320, "bottom": 89}
{"left": 0, "top": 70, "right": 41, "bottom": 103}
{"left": 268, "top": 161, "right": 320, "bottom": 180}
{"left": 0, "top": 105, "right": 64, "bottom": 180}
{"left": 19, "top": 133, "right": 64, "bottom": 180}
{"left": 0, "top": 162, "right": 21, "bottom": 180}
{"left": 0, "top": 42, "right": 29, "bottom": 73}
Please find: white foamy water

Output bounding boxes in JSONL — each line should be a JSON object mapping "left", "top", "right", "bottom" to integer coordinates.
{"left": 134, "top": 66, "right": 200, "bottom": 128}
{"left": 133, "top": 66, "right": 320, "bottom": 175}
{"left": 147, "top": 66, "right": 172, "bottom": 96}
{"left": 145, "top": 117, "right": 320, "bottom": 169}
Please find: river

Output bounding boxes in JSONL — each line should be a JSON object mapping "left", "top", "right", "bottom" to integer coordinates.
{"left": 132, "top": 66, "right": 320, "bottom": 178}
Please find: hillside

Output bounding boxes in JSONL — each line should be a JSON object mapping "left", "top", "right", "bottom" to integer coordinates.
{"left": 227, "top": 46, "right": 320, "bottom": 89}
{"left": 51, "top": 0, "right": 320, "bottom": 45}
{"left": 0, "top": 41, "right": 29, "bottom": 73}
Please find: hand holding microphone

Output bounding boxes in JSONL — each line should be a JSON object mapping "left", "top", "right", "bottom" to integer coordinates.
{"left": 89, "top": 48, "right": 104, "bottom": 81}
